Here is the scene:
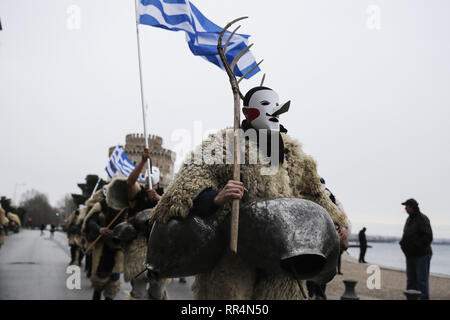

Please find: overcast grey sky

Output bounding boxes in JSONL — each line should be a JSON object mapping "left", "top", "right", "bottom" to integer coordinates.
{"left": 1, "top": 0, "right": 449, "bottom": 238}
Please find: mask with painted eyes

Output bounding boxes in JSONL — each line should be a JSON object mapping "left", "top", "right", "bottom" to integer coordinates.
{"left": 150, "top": 166, "right": 160, "bottom": 186}
{"left": 242, "top": 86, "right": 290, "bottom": 131}
{"left": 102, "top": 185, "right": 108, "bottom": 198}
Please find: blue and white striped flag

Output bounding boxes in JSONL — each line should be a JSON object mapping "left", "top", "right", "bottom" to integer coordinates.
{"left": 137, "top": 0, "right": 261, "bottom": 79}
{"left": 105, "top": 145, "right": 145, "bottom": 181}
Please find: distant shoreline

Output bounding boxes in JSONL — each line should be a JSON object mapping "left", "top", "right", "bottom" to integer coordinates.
{"left": 348, "top": 240, "right": 450, "bottom": 245}
{"left": 343, "top": 253, "right": 450, "bottom": 279}
{"left": 354, "top": 241, "right": 450, "bottom": 245}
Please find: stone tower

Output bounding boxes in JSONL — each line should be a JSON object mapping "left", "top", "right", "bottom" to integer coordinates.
{"left": 108, "top": 134, "right": 176, "bottom": 188}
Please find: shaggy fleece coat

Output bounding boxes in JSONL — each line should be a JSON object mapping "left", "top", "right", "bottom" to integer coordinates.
{"left": 149, "top": 128, "right": 345, "bottom": 300}
{"left": 0, "top": 208, "right": 8, "bottom": 245}
{"left": 6, "top": 212, "right": 21, "bottom": 227}
{"left": 66, "top": 210, "right": 78, "bottom": 246}
{"left": 123, "top": 234, "right": 147, "bottom": 282}
{"left": 0, "top": 208, "right": 8, "bottom": 227}
{"left": 105, "top": 177, "right": 149, "bottom": 282}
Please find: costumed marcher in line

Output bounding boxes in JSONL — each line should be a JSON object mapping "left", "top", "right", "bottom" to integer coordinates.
{"left": 0, "top": 208, "right": 9, "bottom": 250}
{"left": 76, "top": 202, "right": 92, "bottom": 274}
{"left": 6, "top": 212, "right": 21, "bottom": 233}
{"left": 306, "top": 178, "right": 350, "bottom": 299}
{"left": 148, "top": 84, "right": 346, "bottom": 299}
{"left": 76, "top": 190, "right": 104, "bottom": 275}
{"left": 65, "top": 209, "right": 85, "bottom": 266}
{"left": 110, "top": 148, "right": 169, "bottom": 300}
{"left": 82, "top": 187, "right": 125, "bottom": 300}
{"left": 335, "top": 200, "right": 350, "bottom": 275}
{"left": 320, "top": 178, "right": 350, "bottom": 275}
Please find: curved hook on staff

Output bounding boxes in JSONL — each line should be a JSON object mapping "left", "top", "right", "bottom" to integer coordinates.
{"left": 217, "top": 17, "right": 264, "bottom": 100}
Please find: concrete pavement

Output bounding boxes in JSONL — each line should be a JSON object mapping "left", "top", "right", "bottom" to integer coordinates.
{"left": 0, "top": 229, "right": 194, "bottom": 300}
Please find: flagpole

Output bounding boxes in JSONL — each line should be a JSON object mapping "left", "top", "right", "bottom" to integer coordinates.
{"left": 134, "top": 0, "right": 152, "bottom": 189}
{"left": 89, "top": 177, "right": 101, "bottom": 199}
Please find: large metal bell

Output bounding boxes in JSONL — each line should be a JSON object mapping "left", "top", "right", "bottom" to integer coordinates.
{"left": 223, "top": 198, "right": 339, "bottom": 283}
{"left": 146, "top": 214, "right": 225, "bottom": 278}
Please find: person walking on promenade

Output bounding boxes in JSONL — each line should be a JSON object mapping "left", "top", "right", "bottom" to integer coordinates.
{"left": 50, "top": 224, "right": 56, "bottom": 239}
{"left": 358, "top": 227, "right": 367, "bottom": 263}
{"left": 400, "top": 198, "right": 433, "bottom": 300}
{"left": 40, "top": 224, "right": 46, "bottom": 236}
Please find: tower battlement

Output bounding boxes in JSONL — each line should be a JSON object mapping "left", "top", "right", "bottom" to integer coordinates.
{"left": 109, "top": 134, "right": 176, "bottom": 188}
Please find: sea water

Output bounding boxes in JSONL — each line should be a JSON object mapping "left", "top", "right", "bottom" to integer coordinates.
{"left": 346, "top": 242, "right": 450, "bottom": 277}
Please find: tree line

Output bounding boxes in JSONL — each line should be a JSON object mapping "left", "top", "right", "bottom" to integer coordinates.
{"left": 0, "top": 174, "right": 106, "bottom": 228}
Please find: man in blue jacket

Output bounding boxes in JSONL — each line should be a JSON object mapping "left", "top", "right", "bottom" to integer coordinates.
{"left": 400, "top": 198, "right": 433, "bottom": 300}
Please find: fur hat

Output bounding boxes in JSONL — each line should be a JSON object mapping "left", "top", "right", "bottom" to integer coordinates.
{"left": 106, "top": 177, "right": 137, "bottom": 211}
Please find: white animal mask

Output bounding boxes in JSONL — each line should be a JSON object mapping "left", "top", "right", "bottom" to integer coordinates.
{"left": 242, "top": 87, "right": 290, "bottom": 131}
{"left": 150, "top": 166, "right": 160, "bottom": 186}
{"left": 102, "top": 185, "right": 108, "bottom": 198}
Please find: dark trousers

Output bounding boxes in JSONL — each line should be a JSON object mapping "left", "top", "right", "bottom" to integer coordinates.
{"left": 359, "top": 246, "right": 367, "bottom": 262}
{"left": 70, "top": 245, "right": 77, "bottom": 263}
{"left": 337, "top": 249, "right": 344, "bottom": 273}
{"left": 85, "top": 252, "right": 92, "bottom": 277}
{"left": 406, "top": 254, "right": 431, "bottom": 300}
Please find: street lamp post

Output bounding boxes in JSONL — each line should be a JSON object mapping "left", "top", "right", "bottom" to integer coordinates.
{"left": 13, "top": 183, "right": 26, "bottom": 205}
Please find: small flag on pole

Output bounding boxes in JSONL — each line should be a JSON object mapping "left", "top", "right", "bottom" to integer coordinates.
{"left": 137, "top": 0, "right": 261, "bottom": 79}
{"left": 105, "top": 146, "right": 145, "bottom": 181}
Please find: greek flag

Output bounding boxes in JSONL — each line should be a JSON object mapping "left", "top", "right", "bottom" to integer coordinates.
{"left": 105, "top": 146, "right": 145, "bottom": 181}
{"left": 137, "top": 0, "right": 261, "bottom": 79}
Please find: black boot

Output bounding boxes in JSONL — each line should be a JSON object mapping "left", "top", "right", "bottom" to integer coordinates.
{"left": 93, "top": 290, "right": 102, "bottom": 300}
{"left": 78, "top": 249, "right": 84, "bottom": 267}
{"left": 85, "top": 253, "right": 92, "bottom": 278}
{"left": 69, "top": 245, "right": 76, "bottom": 265}
{"left": 84, "top": 253, "right": 91, "bottom": 271}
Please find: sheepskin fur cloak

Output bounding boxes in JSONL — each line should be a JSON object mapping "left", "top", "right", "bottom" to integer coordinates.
{"left": 103, "top": 177, "right": 146, "bottom": 282}
{"left": 0, "top": 208, "right": 8, "bottom": 227}
{"left": 149, "top": 128, "right": 345, "bottom": 300}
{"left": 0, "top": 208, "right": 8, "bottom": 246}
{"left": 6, "top": 212, "right": 21, "bottom": 227}
{"left": 66, "top": 210, "right": 79, "bottom": 246}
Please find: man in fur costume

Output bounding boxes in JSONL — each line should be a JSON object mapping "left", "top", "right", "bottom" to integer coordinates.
{"left": 307, "top": 178, "right": 350, "bottom": 299}
{"left": 76, "top": 190, "right": 104, "bottom": 275}
{"left": 107, "top": 149, "right": 169, "bottom": 300}
{"left": 82, "top": 189, "right": 125, "bottom": 300}
{"left": 0, "top": 208, "right": 9, "bottom": 249}
{"left": 319, "top": 177, "right": 350, "bottom": 274}
{"left": 6, "top": 212, "right": 21, "bottom": 233}
{"left": 148, "top": 86, "right": 346, "bottom": 300}
{"left": 65, "top": 209, "right": 83, "bottom": 265}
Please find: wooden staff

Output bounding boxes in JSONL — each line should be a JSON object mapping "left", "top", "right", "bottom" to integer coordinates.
{"left": 83, "top": 208, "right": 127, "bottom": 255}
{"left": 217, "top": 17, "right": 263, "bottom": 253}
{"left": 230, "top": 81, "right": 241, "bottom": 253}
